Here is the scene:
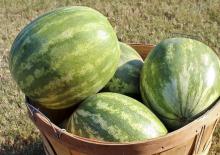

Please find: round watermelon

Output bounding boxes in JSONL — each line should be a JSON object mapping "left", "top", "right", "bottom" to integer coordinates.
{"left": 65, "top": 92, "right": 167, "bottom": 142}
{"left": 140, "top": 38, "right": 220, "bottom": 130}
{"left": 103, "top": 42, "right": 143, "bottom": 97}
{"left": 9, "top": 6, "right": 120, "bottom": 109}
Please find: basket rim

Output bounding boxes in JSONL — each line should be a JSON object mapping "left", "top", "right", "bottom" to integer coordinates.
{"left": 26, "top": 96, "right": 220, "bottom": 146}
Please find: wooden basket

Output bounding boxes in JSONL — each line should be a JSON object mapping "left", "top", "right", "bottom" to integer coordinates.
{"left": 26, "top": 44, "right": 220, "bottom": 155}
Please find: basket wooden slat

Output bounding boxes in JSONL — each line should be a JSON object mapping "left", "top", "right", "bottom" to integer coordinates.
{"left": 41, "top": 133, "right": 56, "bottom": 155}
{"left": 26, "top": 44, "right": 220, "bottom": 155}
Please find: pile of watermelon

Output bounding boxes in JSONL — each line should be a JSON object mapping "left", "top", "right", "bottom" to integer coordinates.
{"left": 9, "top": 6, "right": 220, "bottom": 142}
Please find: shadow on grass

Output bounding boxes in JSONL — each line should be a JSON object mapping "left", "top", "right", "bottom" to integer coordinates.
{"left": 0, "top": 138, "right": 45, "bottom": 155}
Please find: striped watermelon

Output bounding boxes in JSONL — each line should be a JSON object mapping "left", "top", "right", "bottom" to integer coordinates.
{"left": 103, "top": 42, "right": 143, "bottom": 97}
{"left": 9, "top": 6, "right": 120, "bottom": 109}
{"left": 140, "top": 38, "right": 220, "bottom": 130}
{"left": 66, "top": 92, "right": 167, "bottom": 142}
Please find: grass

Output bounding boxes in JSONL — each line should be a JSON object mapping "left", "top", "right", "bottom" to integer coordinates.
{"left": 0, "top": 0, "right": 219, "bottom": 154}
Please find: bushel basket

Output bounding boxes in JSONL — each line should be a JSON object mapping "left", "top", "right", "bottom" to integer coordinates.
{"left": 26, "top": 44, "right": 220, "bottom": 155}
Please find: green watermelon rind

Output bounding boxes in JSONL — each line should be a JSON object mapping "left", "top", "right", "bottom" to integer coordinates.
{"left": 104, "top": 42, "right": 143, "bottom": 96}
{"left": 140, "top": 37, "right": 220, "bottom": 130}
{"left": 66, "top": 92, "right": 168, "bottom": 142}
{"left": 9, "top": 6, "right": 120, "bottom": 109}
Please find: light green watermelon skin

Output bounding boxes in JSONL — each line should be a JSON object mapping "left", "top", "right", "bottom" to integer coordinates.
{"left": 140, "top": 38, "right": 220, "bottom": 130}
{"left": 103, "top": 42, "right": 143, "bottom": 96}
{"left": 9, "top": 6, "right": 120, "bottom": 109}
{"left": 66, "top": 92, "right": 167, "bottom": 142}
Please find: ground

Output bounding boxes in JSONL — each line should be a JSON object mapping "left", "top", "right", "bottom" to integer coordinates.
{"left": 0, "top": 0, "right": 219, "bottom": 154}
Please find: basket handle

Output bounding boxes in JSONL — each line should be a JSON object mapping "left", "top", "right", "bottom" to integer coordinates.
{"left": 169, "top": 32, "right": 202, "bottom": 41}
{"left": 25, "top": 97, "right": 66, "bottom": 139}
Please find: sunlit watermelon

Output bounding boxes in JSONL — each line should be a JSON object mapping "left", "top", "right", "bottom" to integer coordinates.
{"left": 140, "top": 38, "right": 220, "bottom": 129}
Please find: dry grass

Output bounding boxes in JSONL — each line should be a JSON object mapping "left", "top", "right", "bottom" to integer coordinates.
{"left": 0, "top": 0, "right": 219, "bottom": 154}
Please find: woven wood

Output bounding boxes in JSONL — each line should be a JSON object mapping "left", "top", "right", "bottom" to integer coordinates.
{"left": 26, "top": 44, "right": 220, "bottom": 155}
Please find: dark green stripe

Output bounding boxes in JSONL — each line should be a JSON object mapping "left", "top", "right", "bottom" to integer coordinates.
{"left": 76, "top": 113, "right": 117, "bottom": 141}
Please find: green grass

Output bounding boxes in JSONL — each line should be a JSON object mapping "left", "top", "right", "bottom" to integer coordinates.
{"left": 0, "top": 0, "right": 220, "bottom": 154}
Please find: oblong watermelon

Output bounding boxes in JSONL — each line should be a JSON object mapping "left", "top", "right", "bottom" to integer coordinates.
{"left": 140, "top": 38, "right": 220, "bottom": 130}
{"left": 9, "top": 6, "right": 120, "bottom": 109}
{"left": 103, "top": 42, "right": 143, "bottom": 97}
{"left": 65, "top": 92, "right": 167, "bottom": 142}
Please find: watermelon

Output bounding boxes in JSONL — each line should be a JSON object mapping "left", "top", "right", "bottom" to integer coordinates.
{"left": 65, "top": 92, "right": 167, "bottom": 142}
{"left": 140, "top": 38, "right": 220, "bottom": 130}
{"left": 9, "top": 6, "right": 120, "bottom": 109}
{"left": 103, "top": 42, "right": 143, "bottom": 97}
